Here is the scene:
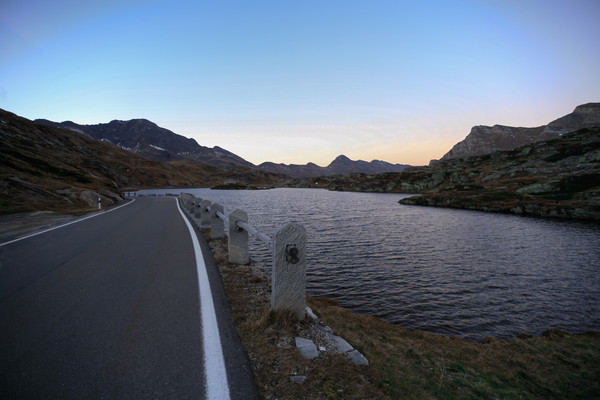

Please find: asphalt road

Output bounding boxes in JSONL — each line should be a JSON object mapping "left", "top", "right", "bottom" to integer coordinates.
{"left": 0, "top": 196, "right": 257, "bottom": 399}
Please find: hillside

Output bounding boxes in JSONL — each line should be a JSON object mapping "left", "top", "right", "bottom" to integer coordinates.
{"left": 35, "top": 118, "right": 253, "bottom": 169}
{"left": 310, "top": 127, "right": 600, "bottom": 221}
{"left": 437, "top": 103, "right": 600, "bottom": 162}
{"left": 1, "top": 109, "right": 280, "bottom": 214}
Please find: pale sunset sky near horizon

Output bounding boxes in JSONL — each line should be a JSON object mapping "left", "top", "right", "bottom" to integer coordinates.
{"left": 1, "top": 0, "right": 599, "bottom": 166}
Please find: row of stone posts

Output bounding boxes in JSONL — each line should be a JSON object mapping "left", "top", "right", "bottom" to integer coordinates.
{"left": 180, "top": 193, "right": 307, "bottom": 320}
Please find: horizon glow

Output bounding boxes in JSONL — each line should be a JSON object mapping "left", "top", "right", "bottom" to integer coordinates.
{"left": 1, "top": 0, "right": 599, "bottom": 166}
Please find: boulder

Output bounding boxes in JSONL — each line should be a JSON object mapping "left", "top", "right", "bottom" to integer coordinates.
{"left": 295, "top": 337, "right": 318, "bottom": 359}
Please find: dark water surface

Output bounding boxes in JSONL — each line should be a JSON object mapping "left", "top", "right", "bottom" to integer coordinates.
{"left": 141, "top": 188, "right": 600, "bottom": 341}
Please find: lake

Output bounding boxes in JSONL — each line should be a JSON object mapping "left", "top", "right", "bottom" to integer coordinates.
{"left": 138, "top": 188, "right": 600, "bottom": 341}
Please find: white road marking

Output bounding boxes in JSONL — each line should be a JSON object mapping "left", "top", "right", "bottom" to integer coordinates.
{"left": 175, "top": 198, "right": 231, "bottom": 400}
{"left": 0, "top": 199, "right": 136, "bottom": 247}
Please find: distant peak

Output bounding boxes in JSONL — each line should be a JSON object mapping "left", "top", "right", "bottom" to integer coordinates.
{"left": 328, "top": 155, "right": 354, "bottom": 167}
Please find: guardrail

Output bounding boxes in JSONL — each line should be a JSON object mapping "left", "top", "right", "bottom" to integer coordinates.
{"left": 180, "top": 193, "right": 307, "bottom": 320}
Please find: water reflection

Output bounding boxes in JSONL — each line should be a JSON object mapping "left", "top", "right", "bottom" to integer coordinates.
{"left": 140, "top": 188, "right": 600, "bottom": 341}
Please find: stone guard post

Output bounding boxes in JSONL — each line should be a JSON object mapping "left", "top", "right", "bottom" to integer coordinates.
{"left": 200, "top": 200, "right": 211, "bottom": 227}
{"left": 186, "top": 196, "right": 193, "bottom": 213}
{"left": 194, "top": 198, "right": 203, "bottom": 219}
{"left": 210, "top": 203, "right": 224, "bottom": 239}
{"left": 272, "top": 222, "right": 306, "bottom": 320}
{"left": 188, "top": 196, "right": 195, "bottom": 214}
{"left": 229, "top": 209, "right": 249, "bottom": 264}
{"left": 183, "top": 194, "right": 192, "bottom": 212}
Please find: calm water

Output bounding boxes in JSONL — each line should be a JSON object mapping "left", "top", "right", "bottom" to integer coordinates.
{"left": 140, "top": 188, "right": 600, "bottom": 341}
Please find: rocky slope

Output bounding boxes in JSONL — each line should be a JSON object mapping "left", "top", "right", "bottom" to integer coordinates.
{"left": 35, "top": 118, "right": 254, "bottom": 169}
{"left": 1, "top": 109, "right": 281, "bottom": 214}
{"left": 311, "top": 127, "right": 600, "bottom": 221}
{"left": 437, "top": 103, "right": 600, "bottom": 163}
{"left": 259, "top": 155, "right": 410, "bottom": 178}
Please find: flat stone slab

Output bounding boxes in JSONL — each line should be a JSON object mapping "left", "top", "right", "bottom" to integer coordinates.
{"left": 331, "top": 335, "right": 354, "bottom": 353}
{"left": 295, "top": 337, "right": 318, "bottom": 359}
{"left": 290, "top": 375, "right": 307, "bottom": 384}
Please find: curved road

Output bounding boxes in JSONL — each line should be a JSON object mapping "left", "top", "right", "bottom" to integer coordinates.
{"left": 0, "top": 196, "right": 256, "bottom": 399}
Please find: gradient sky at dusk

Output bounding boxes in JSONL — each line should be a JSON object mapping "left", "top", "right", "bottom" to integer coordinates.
{"left": 2, "top": 0, "right": 599, "bottom": 166}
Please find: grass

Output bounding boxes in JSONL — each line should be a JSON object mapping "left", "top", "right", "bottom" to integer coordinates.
{"left": 310, "top": 297, "right": 600, "bottom": 399}
{"left": 205, "top": 234, "right": 600, "bottom": 399}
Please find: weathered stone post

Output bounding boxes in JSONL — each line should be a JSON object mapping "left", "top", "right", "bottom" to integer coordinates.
{"left": 181, "top": 193, "right": 190, "bottom": 211}
{"left": 272, "top": 222, "right": 306, "bottom": 320}
{"left": 187, "top": 195, "right": 193, "bottom": 212}
{"left": 194, "top": 198, "right": 203, "bottom": 219}
{"left": 229, "top": 209, "right": 249, "bottom": 264}
{"left": 200, "top": 200, "right": 211, "bottom": 227}
{"left": 210, "top": 203, "right": 224, "bottom": 239}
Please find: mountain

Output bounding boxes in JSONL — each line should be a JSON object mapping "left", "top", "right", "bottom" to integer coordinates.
{"left": 436, "top": 103, "right": 600, "bottom": 163}
{"left": 1, "top": 109, "right": 280, "bottom": 214}
{"left": 258, "top": 155, "right": 411, "bottom": 178}
{"left": 36, "top": 118, "right": 411, "bottom": 177}
{"left": 35, "top": 118, "right": 254, "bottom": 169}
{"left": 315, "top": 127, "right": 600, "bottom": 221}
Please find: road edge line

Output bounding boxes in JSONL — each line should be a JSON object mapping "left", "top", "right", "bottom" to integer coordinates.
{"left": 175, "top": 197, "right": 231, "bottom": 400}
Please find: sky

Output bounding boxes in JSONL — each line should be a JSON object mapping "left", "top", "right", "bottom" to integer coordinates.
{"left": 1, "top": 0, "right": 599, "bottom": 166}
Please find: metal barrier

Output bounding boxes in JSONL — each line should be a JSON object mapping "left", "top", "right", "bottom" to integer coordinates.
{"left": 180, "top": 193, "right": 306, "bottom": 320}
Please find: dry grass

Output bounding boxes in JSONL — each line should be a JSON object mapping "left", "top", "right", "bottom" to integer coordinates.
{"left": 310, "top": 297, "right": 600, "bottom": 399}
{"left": 206, "top": 234, "right": 600, "bottom": 399}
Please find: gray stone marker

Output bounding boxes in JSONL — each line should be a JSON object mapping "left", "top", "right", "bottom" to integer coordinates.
{"left": 180, "top": 194, "right": 191, "bottom": 214}
{"left": 229, "top": 209, "right": 249, "bottom": 264}
{"left": 200, "top": 200, "right": 211, "bottom": 227}
{"left": 181, "top": 194, "right": 192, "bottom": 212}
{"left": 272, "top": 222, "right": 306, "bottom": 320}
{"left": 210, "top": 203, "right": 225, "bottom": 239}
{"left": 194, "top": 198, "right": 203, "bottom": 219}
{"left": 190, "top": 196, "right": 196, "bottom": 214}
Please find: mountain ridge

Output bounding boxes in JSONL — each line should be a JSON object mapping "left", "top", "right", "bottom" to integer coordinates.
{"left": 2, "top": 109, "right": 281, "bottom": 214}
{"left": 35, "top": 118, "right": 412, "bottom": 177}
{"left": 258, "top": 154, "right": 410, "bottom": 178}
{"left": 35, "top": 118, "right": 255, "bottom": 169}
{"left": 312, "top": 127, "right": 600, "bottom": 221}
{"left": 436, "top": 102, "right": 600, "bottom": 163}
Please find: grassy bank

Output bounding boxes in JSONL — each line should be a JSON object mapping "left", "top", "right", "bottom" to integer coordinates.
{"left": 310, "top": 297, "right": 600, "bottom": 399}
{"left": 206, "top": 235, "right": 600, "bottom": 399}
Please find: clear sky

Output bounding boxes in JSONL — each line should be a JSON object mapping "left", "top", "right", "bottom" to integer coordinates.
{"left": 2, "top": 0, "right": 599, "bottom": 166}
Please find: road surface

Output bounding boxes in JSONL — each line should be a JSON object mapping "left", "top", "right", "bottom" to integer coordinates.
{"left": 0, "top": 196, "right": 256, "bottom": 399}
